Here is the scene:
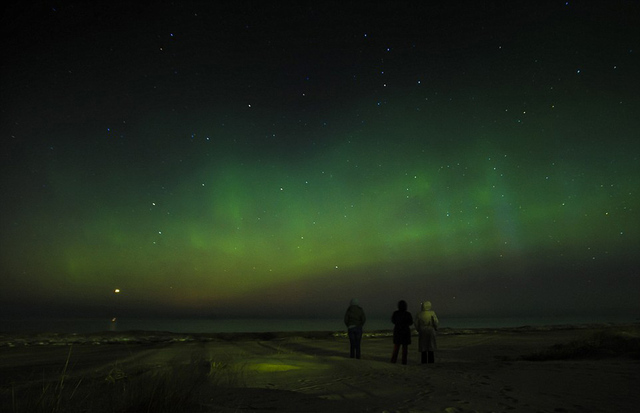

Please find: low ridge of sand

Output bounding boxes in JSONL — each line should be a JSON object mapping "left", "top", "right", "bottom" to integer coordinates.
{"left": 1, "top": 324, "right": 638, "bottom": 412}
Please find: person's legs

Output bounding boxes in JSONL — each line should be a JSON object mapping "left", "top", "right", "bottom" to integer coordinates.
{"left": 354, "top": 327, "right": 363, "bottom": 359}
{"left": 421, "top": 351, "right": 427, "bottom": 364}
{"left": 348, "top": 328, "right": 357, "bottom": 358}
{"left": 428, "top": 351, "right": 435, "bottom": 363}
{"left": 401, "top": 344, "right": 408, "bottom": 365}
{"left": 391, "top": 344, "right": 400, "bottom": 363}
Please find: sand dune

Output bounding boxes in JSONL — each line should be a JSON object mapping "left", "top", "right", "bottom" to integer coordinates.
{"left": 1, "top": 324, "right": 639, "bottom": 412}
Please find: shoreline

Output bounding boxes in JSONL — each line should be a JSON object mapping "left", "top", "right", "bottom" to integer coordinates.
{"left": 2, "top": 322, "right": 638, "bottom": 347}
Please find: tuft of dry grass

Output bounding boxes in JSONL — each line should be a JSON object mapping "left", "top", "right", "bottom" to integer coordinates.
{"left": 3, "top": 350, "right": 243, "bottom": 413}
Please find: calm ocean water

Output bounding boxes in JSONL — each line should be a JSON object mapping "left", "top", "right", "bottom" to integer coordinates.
{"left": 1, "top": 315, "right": 636, "bottom": 334}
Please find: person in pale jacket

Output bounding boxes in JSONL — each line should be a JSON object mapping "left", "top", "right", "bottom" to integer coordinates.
{"left": 415, "top": 301, "right": 439, "bottom": 363}
{"left": 344, "top": 298, "right": 366, "bottom": 359}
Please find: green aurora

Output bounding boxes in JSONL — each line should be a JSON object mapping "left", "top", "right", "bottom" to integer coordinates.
{"left": 1, "top": 1, "right": 639, "bottom": 320}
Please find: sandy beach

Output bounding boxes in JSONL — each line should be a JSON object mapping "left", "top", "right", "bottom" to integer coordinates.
{"left": 1, "top": 324, "right": 639, "bottom": 412}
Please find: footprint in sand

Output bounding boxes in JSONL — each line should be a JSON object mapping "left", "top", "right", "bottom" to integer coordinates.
{"left": 499, "top": 386, "right": 519, "bottom": 406}
{"left": 480, "top": 374, "right": 491, "bottom": 385}
{"left": 446, "top": 389, "right": 461, "bottom": 397}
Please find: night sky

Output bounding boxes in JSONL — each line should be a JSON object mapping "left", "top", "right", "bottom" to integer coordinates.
{"left": 1, "top": 1, "right": 639, "bottom": 321}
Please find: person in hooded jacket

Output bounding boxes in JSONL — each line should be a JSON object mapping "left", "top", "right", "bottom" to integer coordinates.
{"left": 415, "top": 301, "right": 439, "bottom": 363}
{"left": 390, "top": 300, "right": 413, "bottom": 364}
{"left": 344, "top": 298, "right": 366, "bottom": 359}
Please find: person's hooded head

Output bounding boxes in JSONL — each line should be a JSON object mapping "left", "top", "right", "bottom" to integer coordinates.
{"left": 421, "top": 301, "right": 432, "bottom": 311}
{"left": 350, "top": 298, "right": 360, "bottom": 307}
{"left": 397, "top": 300, "right": 408, "bottom": 311}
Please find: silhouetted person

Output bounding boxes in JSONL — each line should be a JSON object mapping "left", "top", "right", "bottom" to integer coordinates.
{"left": 391, "top": 300, "right": 413, "bottom": 364}
{"left": 344, "top": 298, "right": 366, "bottom": 359}
{"left": 415, "top": 301, "right": 439, "bottom": 363}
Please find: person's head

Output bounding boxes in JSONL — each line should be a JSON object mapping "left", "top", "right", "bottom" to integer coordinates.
{"left": 421, "top": 301, "right": 432, "bottom": 311}
{"left": 397, "top": 300, "right": 407, "bottom": 311}
{"left": 350, "top": 298, "right": 359, "bottom": 306}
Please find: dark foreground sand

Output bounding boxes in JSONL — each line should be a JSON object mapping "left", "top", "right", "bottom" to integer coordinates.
{"left": 1, "top": 324, "right": 639, "bottom": 412}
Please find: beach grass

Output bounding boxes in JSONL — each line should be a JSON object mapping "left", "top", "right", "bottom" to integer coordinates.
{"left": 5, "top": 348, "right": 242, "bottom": 413}
{"left": 521, "top": 328, "right": 640, "bottom": 361}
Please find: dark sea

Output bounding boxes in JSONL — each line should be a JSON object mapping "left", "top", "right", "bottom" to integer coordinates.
{"left": 1, "top": 315, "right": 636, "bottom": 334}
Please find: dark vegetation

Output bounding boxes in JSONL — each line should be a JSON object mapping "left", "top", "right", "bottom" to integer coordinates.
{"left": 3, "top": 349, "right": 238, "bottom": 413}
{"left": 522, "top": 328, "right": 640, "bottom": 361}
